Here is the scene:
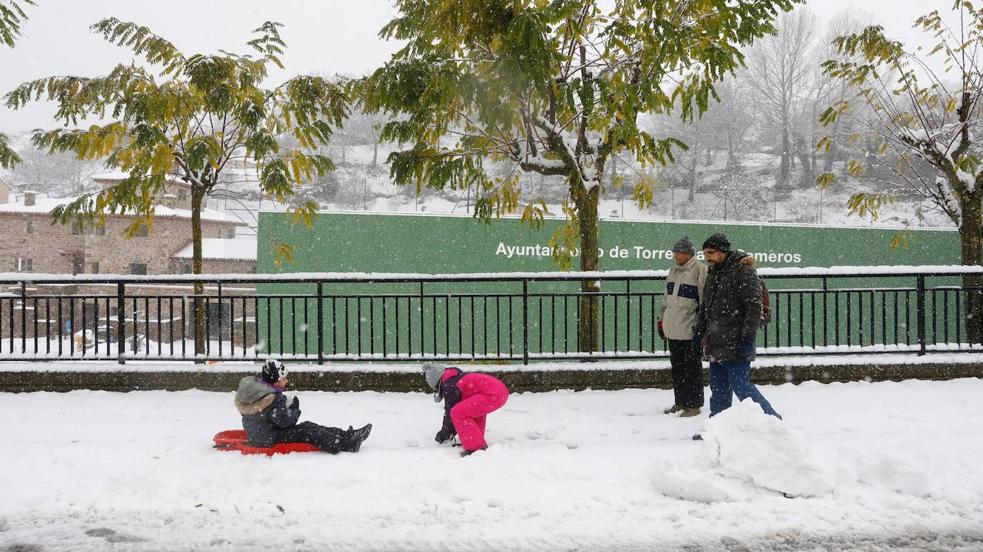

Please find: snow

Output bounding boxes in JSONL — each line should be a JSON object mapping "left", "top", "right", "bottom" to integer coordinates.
{"left": 699, "top": 399, "right": 836, "bottom": 498}
{"left": 956, "top": 168, "right": 977, "bottom": 193}
{"left": 2, "top": 378, "right": 983, "bottom": 551}
{"left": 1, "top": 263, "right": 981, "bottom": 285}
{"left": 173, "top": 238, "right": 257, "bottom": 261}
{"left": 0, "top": 192, "right": 243, "bottom": 224}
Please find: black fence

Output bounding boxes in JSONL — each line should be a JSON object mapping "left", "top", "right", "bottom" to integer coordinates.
{"left": 0, "top": 268, "right": 981, "bottom": 363}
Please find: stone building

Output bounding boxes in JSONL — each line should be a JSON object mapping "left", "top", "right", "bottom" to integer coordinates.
{"left": 0, "top": 181, "right": 259, "bottom": 351}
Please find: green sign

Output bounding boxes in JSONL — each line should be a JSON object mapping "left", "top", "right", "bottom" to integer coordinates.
{"left": 257, "top": 212, "right": 959, "bottom": 273}
{"left": 255, "top": 212, "right": 963, "bottom": 358}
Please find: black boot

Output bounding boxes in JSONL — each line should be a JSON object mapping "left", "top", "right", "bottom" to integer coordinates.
{"left": 342, "top": 424, "right": 372, "bottom": 453}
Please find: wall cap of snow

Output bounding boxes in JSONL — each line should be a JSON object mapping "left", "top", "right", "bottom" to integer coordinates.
{"left": 0, "top": 265, "right": 980, "bottom": 284}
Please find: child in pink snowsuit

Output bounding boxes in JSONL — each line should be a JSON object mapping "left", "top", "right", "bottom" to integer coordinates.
{"left": 424, "top": 363, "right": 509, "bottom": 456}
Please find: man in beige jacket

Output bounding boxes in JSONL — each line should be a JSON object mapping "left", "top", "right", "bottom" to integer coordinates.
{"left": 658, "top": 236, "right": 708, "bottom": 416}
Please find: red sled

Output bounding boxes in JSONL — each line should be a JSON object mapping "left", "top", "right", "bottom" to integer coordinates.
{"left": 213, "top": 430, "right": 320, "bottom": 456}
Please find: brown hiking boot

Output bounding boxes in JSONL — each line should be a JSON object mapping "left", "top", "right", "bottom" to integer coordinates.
{"left": 679, "top": 408, "right": 701, "bottom": 418}
{"left": 663, "top": 404, "right": 683, "bottom": 414}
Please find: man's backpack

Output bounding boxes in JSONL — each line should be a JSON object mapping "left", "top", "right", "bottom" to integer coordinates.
{"left": 761, "top": 280, "right": 772, "bottom": 325}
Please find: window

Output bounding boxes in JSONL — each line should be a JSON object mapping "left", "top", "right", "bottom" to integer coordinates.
{"left": 181, "top": 262, "right": 193, "bottom": 274}
{"left": 219, "top": 227, "right": 235, "bottom": 239}
{"left": 71, "top": 221, "right": 83, "bottom": 235}
{"left": 129, "top": 263, "right": 148, "bottom": 275}
{"left": 134, "top": 225, "right": 148, "bottom": 237}
{"left": 26, "top": 220, "right": 33, "bottom": 234}
{"left": 87, "top": 261, "right": 100, "bottom": 274}
{"left": 15, "top": 258, "right": 32, "bottom": 272}
{"left": 90, "top": 225, "right": 106, "bottom": 237}
{"left": 72, "top": 255, "right": 84, "bottom": 275}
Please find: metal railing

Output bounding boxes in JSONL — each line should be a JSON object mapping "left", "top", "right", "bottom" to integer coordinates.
{"left": 0, "top": 268, "right": 981, "bottom": 363}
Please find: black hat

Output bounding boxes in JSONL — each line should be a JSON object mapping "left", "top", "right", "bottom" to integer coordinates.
{"left": 702, "top": 233, "right": 731, "bottom": 252}
{"left": 261, "top": 359, "right": 287, "bottom": 383}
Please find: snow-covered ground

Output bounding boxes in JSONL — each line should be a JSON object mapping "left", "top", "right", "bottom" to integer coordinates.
{"left": 2, "top": 378, "right": 983, "bottom": 551}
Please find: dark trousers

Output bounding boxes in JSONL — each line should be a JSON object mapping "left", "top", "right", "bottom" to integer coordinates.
{"left": 276, "top": 421, "right": 348, "bottom": 454}
{"left": 668, "top": 339, "right": 704, "bottom": 408}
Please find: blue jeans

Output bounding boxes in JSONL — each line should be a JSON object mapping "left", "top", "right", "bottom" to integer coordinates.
{"left": 708, "top": 360, "right": 781, "bottom": 419}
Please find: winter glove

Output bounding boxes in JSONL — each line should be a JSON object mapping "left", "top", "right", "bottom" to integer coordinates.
{"left": 657, "top": 320, "right": 666, "bottom": 341}
{"left": 690, "top": 333, "right": 703, "bottom": 350}
{"left": 291, "top": 396, "right": 300, "bottom": 409}
{"left": 736, "top": 337, "right": 755, "bottom": 358}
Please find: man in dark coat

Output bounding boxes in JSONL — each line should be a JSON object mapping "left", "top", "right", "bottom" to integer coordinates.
{"left": 694, "top": 233, "right": 781, "bottom": 421}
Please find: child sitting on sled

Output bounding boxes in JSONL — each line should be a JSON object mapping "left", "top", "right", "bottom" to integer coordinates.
{"left": 424, "top": 363, "right": 509, "bottom": 456}
{"left": 234, "top": 359, "right": 372, "bottom": 453}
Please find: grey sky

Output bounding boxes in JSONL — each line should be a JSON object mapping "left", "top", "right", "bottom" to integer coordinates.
{"left": 0, "top": 0, "right": 956, "bottom": 133}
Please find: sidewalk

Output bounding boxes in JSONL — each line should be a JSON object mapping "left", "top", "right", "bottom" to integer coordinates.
{"left": 1, "top": 353, "right": 981, "bottom": 392}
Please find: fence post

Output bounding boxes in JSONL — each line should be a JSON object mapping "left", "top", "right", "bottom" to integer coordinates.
{"left": 316, "top": 281, "right": 324, "bottom": 365}
{"left": 20, "top": 281, "right": 26, "bottom": 354}
{"left": 217, "top": 282, "right": 223, "bottom": 358}
{"left": 917, "top": 275, "right": 926, "bottom": 356}
{"left": 117, "top": 283, "right": 126, "bottom": 364}
{"left": 419, "top": 282, "right": 425, "bottom": 358}
{"left": 522, "top": 279, "right": 529, "bottom": 365}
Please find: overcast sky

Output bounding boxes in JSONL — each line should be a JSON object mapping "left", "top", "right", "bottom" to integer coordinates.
{"left": 0, "top": 0, "right": 956, "bottom": 134}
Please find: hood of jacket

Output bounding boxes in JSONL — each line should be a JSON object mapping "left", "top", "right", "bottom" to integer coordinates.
{"left": 235, "top": 376, "right": 277, "bottom": 415}
{"left": 711, "top": 249, "right": 753, "bottom": 273}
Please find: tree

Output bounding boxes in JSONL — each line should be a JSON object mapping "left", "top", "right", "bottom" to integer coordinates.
{"left": 5, "top": 19, "right": 348, "bottom": 357}
{"left": 745, "top": 9, "right": 817, "bottom": 191}
{"left": 332, "top": 107, "right": 389, "bottom": 167}
{"left": 360, "top": 0, "right": 800, "bottom": 352}
{"left": 818, "top": 0, "right": 983, "bottom": 343}
{"left": 0, "top": 0, "right": 35, "bottom": 169}
{"left": 10, "top": 144, "right": 101, "bottom": 196}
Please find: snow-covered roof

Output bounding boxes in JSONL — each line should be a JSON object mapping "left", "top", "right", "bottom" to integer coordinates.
{"left": 173, "top": 238, "right": 257, "bottom": 261}
{"left": 92, "top": 172, "right": 192, "bottom": 187}
{"left": 0, "top": 194, "right": 244, "bottom": 224}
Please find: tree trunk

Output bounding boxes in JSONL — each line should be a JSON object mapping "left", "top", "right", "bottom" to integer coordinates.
{"left": 795, "top": 135, "right": 813, "bottom": 188}
{"left": 727, "top": 135, "right": 737, "bottom": 170}
{"left": 960, "top": 192, "right": 983, "bottom": 345}
{"left": 191, "top": 186, "right": 206, "bottom": 361}
{"left": 575, "top": 181, "right": 600, "bottom": 354}
{"left": 778, "top": 125, "right": 791, "bottom": 191}
{"left": 372, "top": 141, "right": 378, "bottom": 167}
{"left": 688, "top": 152, "right": 698, "bottom": 201}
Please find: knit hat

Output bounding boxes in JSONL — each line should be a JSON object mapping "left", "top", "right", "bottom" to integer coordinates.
{"left": 423, "top": 362, "right": 447, "bottom": 389}
{"left": 261, "top": 358, "right": 288, "bottom": 383}
{"left": 702, "top": 233, "right": 731, "bottom": 252}
{"left": 671, "top": 235, "right": 695, "bottom": 255}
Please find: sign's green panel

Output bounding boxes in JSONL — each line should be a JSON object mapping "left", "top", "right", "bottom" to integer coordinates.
{"left": 257, "top": 212, "right": 959, "bottom": 274}
{"left": 254, "top": 212, "right": 962, "bottom": 357}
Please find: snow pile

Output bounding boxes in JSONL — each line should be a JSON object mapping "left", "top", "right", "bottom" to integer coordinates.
{"left": 651, "top": 399, "right": 837, "bottom": 502}
{"left": 701, "top": 399, "right": 837, "bottom": 498}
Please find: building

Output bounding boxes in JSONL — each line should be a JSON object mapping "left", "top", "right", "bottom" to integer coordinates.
{"left": 0, "top": 184, "right": 260, "bottom": 349}
{"left": 0, "top": 188, "right": 254, "bottom": 275}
